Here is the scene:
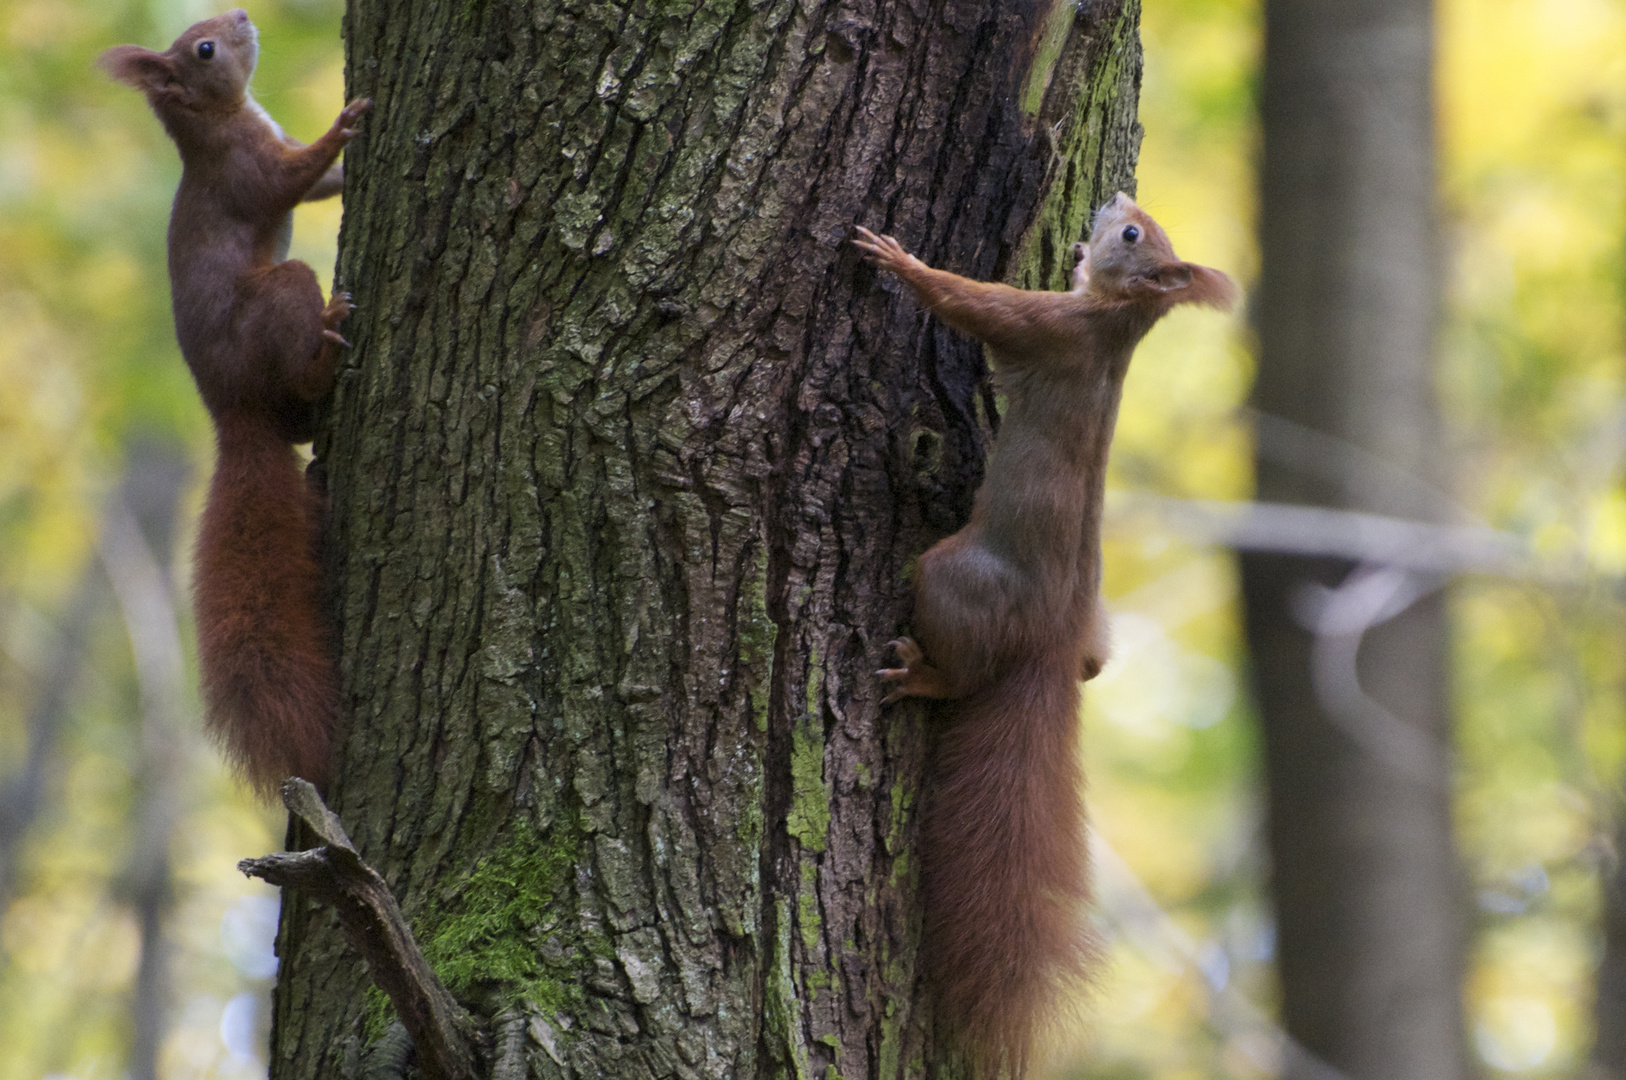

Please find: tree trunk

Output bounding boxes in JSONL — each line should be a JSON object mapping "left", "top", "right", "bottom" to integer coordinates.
{"left": 1244, "top": 0, "right": 1469, "bottom": 1077}
{"left": 1592, "top": 804, "right": 1626, "bottom": 1078}
{"left": 270, "top": 2, "right": 1144, "bottom": 1077}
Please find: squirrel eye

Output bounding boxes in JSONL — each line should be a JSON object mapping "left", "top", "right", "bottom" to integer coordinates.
{"left": 196, "top": 40, "right": 215, "bottom": 60}
{"left": 1121, "top": 225, "right": 1140, "bottom": 243}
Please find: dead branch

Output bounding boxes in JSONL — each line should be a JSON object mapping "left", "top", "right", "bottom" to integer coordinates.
{"left": 239, "top": 779, "right": 481, "bottom": 1080}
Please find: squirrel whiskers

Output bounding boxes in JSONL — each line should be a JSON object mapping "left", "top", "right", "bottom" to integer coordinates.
{"left": 855, "top": 195, "right": 1234, "bottom": 1075}
{"left": 102, "top": 10, "right": 371, "bottom": 794}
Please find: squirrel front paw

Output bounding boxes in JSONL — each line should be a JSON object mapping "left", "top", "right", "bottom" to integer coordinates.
{"left": 1070, "top": 241, "right": 1092, "bottom": 292}
{"left": 852, "top": 226, "right": 923, "bottom": 278}
{"left": 334, "top": 97, "right": 373, "bottom": 139}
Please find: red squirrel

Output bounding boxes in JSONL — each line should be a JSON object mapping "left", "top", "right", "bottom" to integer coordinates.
{"left": 854, "top": 195, "right": 1234, "bottom": 1075}
{"left": 102, "top": 10, "right": 371, "bottom": 794}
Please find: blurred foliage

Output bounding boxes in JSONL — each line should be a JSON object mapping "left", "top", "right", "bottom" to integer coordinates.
{"left": 1442, "top": 0, "right": 1626, "bottom": 1074}
{"left": 1077, "top": 0, "right": 1626, "bottom": 1077}
{"left": 1, "top": 0, "right": 1623, "bottom": 1077}
{"left": 0, "top": 1, "right": 344, "bottom": 1077}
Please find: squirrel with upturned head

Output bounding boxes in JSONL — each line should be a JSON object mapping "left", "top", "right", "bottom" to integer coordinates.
{"left": 854, "top": 195, "right": 1234, "bottom": 1076}
{"left": 102, "top": 10, "right": 371, "bottom": 794}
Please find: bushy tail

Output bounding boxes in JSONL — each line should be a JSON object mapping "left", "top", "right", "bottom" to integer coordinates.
{"left": 193, "top": 414, "right": 337, "bottom": 795}
{"left": 923, "top": 649, "right": 1093, "bottom": 1076}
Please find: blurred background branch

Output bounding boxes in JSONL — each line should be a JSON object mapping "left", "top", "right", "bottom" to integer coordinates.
{"left": 1110, "top": 494, "right": 1560, "bottom": 579}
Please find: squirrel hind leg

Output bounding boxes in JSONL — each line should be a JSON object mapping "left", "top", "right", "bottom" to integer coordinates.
{"left": 907, "top": 535, "right": 1028, "bottom": 691}
{"left": 241, "top": 260, "right": 344, "bottom": 404}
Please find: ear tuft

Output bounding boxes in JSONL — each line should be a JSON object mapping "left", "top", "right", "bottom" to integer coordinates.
{"left": 1180, "top": 263, "right": 1238, "bottom": 311}
{"left": 99, "top": 46, "right": 175, "bottom": 96}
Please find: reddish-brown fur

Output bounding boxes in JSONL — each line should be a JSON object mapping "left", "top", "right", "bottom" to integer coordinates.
{"left": 102, "top": 10, "right": 371, "bottom": 794}
{"left": 195, "top": 415, "right": 337, "bottom": 790}
{"left": 855, "top": 196, "right": 1234, "bottom": 1075}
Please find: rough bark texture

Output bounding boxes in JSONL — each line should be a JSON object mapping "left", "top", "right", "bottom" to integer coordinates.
{"left": 270, "top": 2, "right": 1144, "bottom": 1078}
{"left": 1244, "top": 0, "right": 1469, "bottom": 1077}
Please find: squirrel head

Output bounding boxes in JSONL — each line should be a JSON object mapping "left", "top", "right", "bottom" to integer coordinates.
{"left": 101, "top": 9, "right": 259, "bottom": 114}
{"left": 1078, "top": 193, "right": 1236, "bottom": 312}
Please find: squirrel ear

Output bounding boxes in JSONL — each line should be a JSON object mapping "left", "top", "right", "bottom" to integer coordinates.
{"left": 1122, "top": 263, "right": 1191, "bottom": 302}
{"left": 1177, "top": 263, "right": 1238, "bottom": 311}
{"left": 1153, "top": 264, "right": 1194, "bottom": 291}
{"left": 100, "top": 46, "right": 178, "bottom": 96}
{"left": 1135, "top": 262, "right": 1237, "bottom": 311}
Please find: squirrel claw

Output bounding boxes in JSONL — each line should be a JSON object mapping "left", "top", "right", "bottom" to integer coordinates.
{"left": 320, "top": 293, "right": 354, "bottom": 335}
{"left": 885, "top": 637, "right": 924, "bottom": 665}
{"left": 878, "top": 667, "right": 914, "bottom": 705}
{"left": 334, "top": 99, "right": 372, "bottom": 140}
{"left": 852, "top": 225, "right": 912, "bottom": 271}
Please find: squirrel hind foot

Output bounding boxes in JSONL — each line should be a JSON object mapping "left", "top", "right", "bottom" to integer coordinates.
{"left": 878, "top": 637, "right": 956, "bottom": 702}
{"left": 320, "top": 291, "right": 354, "bottom": 330}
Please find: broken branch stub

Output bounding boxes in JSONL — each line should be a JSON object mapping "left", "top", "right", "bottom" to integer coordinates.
{"left": 239, "top": 779, "right": 481, "bottom": 1080}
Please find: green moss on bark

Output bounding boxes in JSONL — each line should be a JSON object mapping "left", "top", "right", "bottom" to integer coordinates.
{"left": 787, "top": 713, "right": 830, "bottom": 853}
{"left": 423, "top": 821, "right": 596, "bottom": 1014}
{"left": 765, "top": 898, "right": 814, "bottom": 1080}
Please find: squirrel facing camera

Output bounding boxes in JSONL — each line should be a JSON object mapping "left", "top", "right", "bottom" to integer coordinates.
{"left": 855, "top": 194, "right": 1234, "bottom": 1076}
{"left": 101, "top": 10, "right": 373, "bottom": 796}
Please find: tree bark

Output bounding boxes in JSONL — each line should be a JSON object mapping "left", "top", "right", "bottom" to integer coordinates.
{"left": 1245, "top": 0, "right": 1469, "bottom": 1077}
{"left": 270, "top": 2, "right": 1145, "bottom": 1077}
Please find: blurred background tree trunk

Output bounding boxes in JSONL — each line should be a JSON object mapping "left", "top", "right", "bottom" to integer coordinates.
{"left": 104, "top": 441, "right": 191, "bottom": 1080}
{"left": 1243, "top": 0, "right": 1470, "bottom": 1077}
{"left": 1592, "top": 809, "right": 1626, "bottom": 1077}
{"left": 267, "top": 1, "right": 1145, "bottom": 1076}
